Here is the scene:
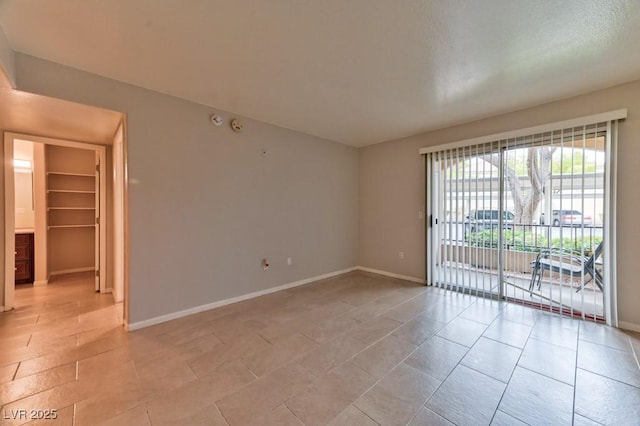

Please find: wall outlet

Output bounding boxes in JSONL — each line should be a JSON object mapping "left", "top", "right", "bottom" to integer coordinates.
{"left": 399, "top": 251, "right": 405, "bottom": 259}
{"left": 287, "top": 257, "right": 292, "bottom": 266}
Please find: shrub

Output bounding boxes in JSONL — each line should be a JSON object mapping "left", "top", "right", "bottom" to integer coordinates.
{"left": 465, "top": 229, "right": 547, "bottom": 252}
{"left": 550, "top": 236, "right": 602, "bottom": 255}
{"left": 465, "top": 230, "right": 601, "bottom": 254}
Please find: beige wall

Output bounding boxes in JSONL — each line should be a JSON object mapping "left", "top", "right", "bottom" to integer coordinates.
{"left": 12, "top": 54, "right": 358, "bottom": 324}
{"left": 0, "top": 128, "right": 4, "bottom": 308}
{"left": 14, "top": 170, "right": 33, "bottom": 227}
{"left": 32, "top": 142, "right": 46, "bottom": 284}
{"left": 0, "top": 24, "right": 15, "bottom": 88}
{"left": 359, "top": 79, "right": 640, "bottom": 328}
{"left": 14, "top": 139, "right": 34, "bottom": 229}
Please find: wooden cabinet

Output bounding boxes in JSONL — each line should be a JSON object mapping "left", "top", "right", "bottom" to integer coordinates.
{"left": 15, "top": 233, "right": 34, "bottom": 284}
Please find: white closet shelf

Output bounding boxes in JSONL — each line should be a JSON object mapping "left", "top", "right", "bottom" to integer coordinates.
{"left": 47, "top": 190, "right": 96, "bottom": 194}
{"left": 48, "top": 207, "right": 95, "bottom": 210}
{"left": 47, "top": 171, "right": 95, "bottom": 177}
{"left": 48, "top": 224, "right": 95, "bottom": 229}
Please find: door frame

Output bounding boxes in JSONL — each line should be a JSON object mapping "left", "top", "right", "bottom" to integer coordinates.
{"left": 4, "top": 132, "right": 107, "bottom": 310}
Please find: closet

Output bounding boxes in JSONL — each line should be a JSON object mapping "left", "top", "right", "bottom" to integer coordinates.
{"left": 46, "top": 145, "right": 98, "bottom": 281}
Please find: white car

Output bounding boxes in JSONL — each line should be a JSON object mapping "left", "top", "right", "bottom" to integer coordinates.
{"left": 540, "top": 210, "right": 593, "bottom": 227}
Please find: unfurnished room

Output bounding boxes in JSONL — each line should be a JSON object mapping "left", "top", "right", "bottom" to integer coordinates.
{"left": 0, "top": 1, "right": 639, "bottom": 425}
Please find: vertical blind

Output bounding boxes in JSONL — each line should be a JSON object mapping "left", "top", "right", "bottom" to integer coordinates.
{"left": 425, "top": 120, "right": 616, "bottom": 323}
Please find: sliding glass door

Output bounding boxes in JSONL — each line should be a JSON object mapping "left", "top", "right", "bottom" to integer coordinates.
{"left": 426, "top": 123, "right": 611, "bottom": 322}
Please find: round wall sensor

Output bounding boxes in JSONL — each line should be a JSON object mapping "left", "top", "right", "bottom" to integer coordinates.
{"left": 231, "top": 119, "right": 244, "bottom": 133}
{"left": 210, "top": 114, "right": 223, "bottom": 126}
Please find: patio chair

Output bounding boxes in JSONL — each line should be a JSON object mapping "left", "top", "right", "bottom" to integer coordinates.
{"left": 529, "top": 241, "right": 603, "bottom": 293}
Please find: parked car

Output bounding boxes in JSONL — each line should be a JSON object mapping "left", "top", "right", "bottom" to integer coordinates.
{"left": 539, "top": 210, "right": 593, "bottom": 227}
{"left": 464, "top": 210, "right": 515, "bottom": 233}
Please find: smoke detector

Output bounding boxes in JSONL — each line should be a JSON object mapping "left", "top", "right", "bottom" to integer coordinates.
{"left": 210, "top": 114, "right": 223, "bottom": 126}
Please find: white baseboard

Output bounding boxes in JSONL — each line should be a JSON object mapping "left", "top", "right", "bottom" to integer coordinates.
{"left": 34, "top": 280, "right": 48, "bottom": 286}
{"left": 126, "top": 267, "right": 357, "bottom": 331}
{"left": 618, "top": 321, "right": 640, "bottom": 333}
{"left": 50, "top": 267, "right": 94, "bottom": 276}
{"left": 356, "top": 266, "right": 425, "bottom": 284}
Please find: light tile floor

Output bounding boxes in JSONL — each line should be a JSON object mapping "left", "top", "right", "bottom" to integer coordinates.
{"left": 1, "top": 271, "right": 639, "bottom": 425}
{"left": 433, "top": 263, "right": 605, "bottom": 318}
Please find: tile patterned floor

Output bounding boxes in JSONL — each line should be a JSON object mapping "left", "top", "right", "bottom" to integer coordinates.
{"left": 1, "top": 271, "right": 639, "bottom": 425}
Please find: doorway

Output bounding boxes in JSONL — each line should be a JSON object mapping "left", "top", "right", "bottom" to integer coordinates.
{"left": 425, "top": 115, "right": 621, "bottom": 325}
{"left": 4, "top": 133, "right": 116, "bottom": 313}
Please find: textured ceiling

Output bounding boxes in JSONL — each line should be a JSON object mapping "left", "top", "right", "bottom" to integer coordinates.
{"left": 1, "top": 1, "right": 639, "bottom": 146}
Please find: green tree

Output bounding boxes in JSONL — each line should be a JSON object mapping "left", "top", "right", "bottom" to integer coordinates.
{"left": 551, "top": 149, "right": 598, "bottom": 174}
{"left": 482, "top": 147, "right": 556, "bottom": 224}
